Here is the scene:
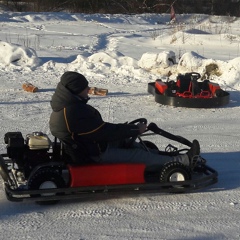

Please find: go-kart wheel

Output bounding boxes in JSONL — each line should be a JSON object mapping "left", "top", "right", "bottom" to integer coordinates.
{"left": 159, "top": 162, "right": 191, "bottom": 188}
{"left": 125, "top": 118, "right": 147, "bottom": 148}
{"left": 0, "top": 155, "right": 11, "bottom": 184}
{"left": 28, "top": 168, "right": 66, "bottom": 205}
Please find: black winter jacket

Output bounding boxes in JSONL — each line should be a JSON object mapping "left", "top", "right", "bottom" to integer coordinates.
{"left": 49, "top": 82, "right": 140, "bottom": 162}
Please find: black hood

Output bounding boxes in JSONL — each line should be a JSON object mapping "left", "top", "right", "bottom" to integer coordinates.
{"left": 50, "top": 82, "right": 82, "bottom": 112}
{"left": 60, "top": 71, "right": 89, "bottom": 94}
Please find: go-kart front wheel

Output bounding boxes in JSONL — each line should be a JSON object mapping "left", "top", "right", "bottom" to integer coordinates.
{"left": 28, "top": 168, "right": 66, "bottom": 205}
{"left": 159, "top": 162, "right": 191, "bottom": 189}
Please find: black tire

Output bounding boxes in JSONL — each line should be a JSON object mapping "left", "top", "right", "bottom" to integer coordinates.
{"left": 159, "top": 162, "right": 191, "bottom": 188}
{"left": 0, "top": 155, "right": 11, "bottom": 184}
{"left": 28, "top": 168, "right": 65, "bottom": 205}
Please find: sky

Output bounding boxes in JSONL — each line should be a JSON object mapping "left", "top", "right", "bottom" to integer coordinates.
{"left": 0, "top": 8, "right": 240, "bottom": 240}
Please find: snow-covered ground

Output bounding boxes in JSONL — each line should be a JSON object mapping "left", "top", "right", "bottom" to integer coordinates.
{"left": 0, "top": 9, "right": 240, "bottom": 240}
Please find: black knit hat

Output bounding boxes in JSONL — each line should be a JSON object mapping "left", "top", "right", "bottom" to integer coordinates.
{"left": 60, "top": 71, "right": 89, "bottom": 94}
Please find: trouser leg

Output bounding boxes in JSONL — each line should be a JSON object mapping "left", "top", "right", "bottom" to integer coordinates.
{"left": 100, "top": 141, "right": 189, "bottom": 167}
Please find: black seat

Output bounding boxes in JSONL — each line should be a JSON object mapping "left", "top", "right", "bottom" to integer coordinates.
{"left": 177, "top": 74, "right": 192, "bottom": 93}
{"left": 61, "top": 140, "right": 95, "bottom": 165}
{"left": 201, "top": 80, "right": 210, "bottom": 91}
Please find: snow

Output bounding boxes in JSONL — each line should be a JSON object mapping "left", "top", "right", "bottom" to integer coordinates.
{"left": 0, "top": 10, "right": 240, "bottom": 240}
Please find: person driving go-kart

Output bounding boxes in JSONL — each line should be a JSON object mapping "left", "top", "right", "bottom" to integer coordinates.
{"left": 49, "top": 71, "right": 200, "bottom": 168}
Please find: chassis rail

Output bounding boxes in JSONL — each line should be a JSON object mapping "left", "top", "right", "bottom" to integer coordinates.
{"left": 0, "top": 152, "right": 218, "bottom": 202}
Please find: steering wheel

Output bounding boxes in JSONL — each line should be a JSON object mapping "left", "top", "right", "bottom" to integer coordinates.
{"left": 125, "top": 118, "right": 147, "bottom": 148}
{"left": 189, "top": 72, "right": 201, "bottom": 81}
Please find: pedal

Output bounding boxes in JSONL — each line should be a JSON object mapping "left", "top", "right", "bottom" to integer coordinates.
{"left": 165, "top": 144, "right": 178, "bottom": 153}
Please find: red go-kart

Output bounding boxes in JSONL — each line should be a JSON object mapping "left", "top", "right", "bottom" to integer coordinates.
{"left": 148, "top": 72, "right": 230, "bottom": 108}
{"left": 0, "top": 119, "right": 218, "bottom": 204}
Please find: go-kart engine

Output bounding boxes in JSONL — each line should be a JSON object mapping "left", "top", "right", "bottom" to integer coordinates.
{"left": 4, "top": 132, "right": 52, "bottom": 173}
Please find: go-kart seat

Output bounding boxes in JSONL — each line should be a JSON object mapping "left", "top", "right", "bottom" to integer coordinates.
{"left": 177, "top": 74, "right": 201, "bottom": 96}
{"left": 201, "top": 80, "right": 210, "bottom": 91}
{"left": 177, "top": 74, "right": 192, "bottom": 93}
{"left": 60, "top": 140, "right": 93, "bottom": 165}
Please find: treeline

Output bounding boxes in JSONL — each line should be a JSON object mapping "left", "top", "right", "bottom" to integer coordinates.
{"left": 2, "top": 0, "right": 240, "bottom": 17}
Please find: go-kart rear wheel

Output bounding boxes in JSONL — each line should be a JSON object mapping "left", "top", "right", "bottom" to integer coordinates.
{"left": 28, "top": 168, "right": 65, "bottom": 205}
{"left": 159, "top": 162, "right": 191, "bottom": 189}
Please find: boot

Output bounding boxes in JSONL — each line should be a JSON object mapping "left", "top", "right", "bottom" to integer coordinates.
{"left": 187, "top": 139, "right": 200, "bottom": 168}
{"left": 168, "top": 140, "right": 201, "bottom": 168}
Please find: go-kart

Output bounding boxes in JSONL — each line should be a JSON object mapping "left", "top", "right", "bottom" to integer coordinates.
{"left": 0, "top": 119, "right": 218, "bottom": 204}
{"left": 148, "top": 72, "right": 230, "bottom": 108}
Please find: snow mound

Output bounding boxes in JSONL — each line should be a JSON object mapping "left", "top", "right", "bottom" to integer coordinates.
{"left": 138, "top": 51, "right": 176, "bottom": 70}
{"left": 0, "top": 41, "right": 41, "bottom": 68}
{"left": 88, "top": 52, "right": 118, "bottom": 67}
{"left": 177, "top": 51, "right": 206, "bottom": 72}
{"left": 219, "top": 57, "right": 240, "bottom": 87}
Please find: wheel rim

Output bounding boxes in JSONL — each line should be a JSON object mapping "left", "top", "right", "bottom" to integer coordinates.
{"left": 39, "top": 181, "right": 57, "bottom": 196}
{"left": 169, "top": 172, "right": 185, "bottom": 182}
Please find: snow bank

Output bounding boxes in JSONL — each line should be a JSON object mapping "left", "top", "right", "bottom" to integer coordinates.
{"left": 138, "top": 51, "right": 176, "bottom": 70}
{"left": 1, "top": 38, "right": 240, "bottom": 91}
{"left": 0, "top": 41, "right": 41, "bottom": 68}
{"left": 177, "top": 51, "right": 206, "bottom": 72}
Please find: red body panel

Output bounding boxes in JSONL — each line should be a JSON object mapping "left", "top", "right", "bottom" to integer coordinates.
{"left": 68, "top": 163, "right": 146, "bottom": 187}
{"left": 155, "top": 80, "right": 168, "bottom": 94}
{"left": 208, "top": 82, "right": 220, "bottom": 94}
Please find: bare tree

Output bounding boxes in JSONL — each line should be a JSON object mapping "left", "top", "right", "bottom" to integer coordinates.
{"left": 1, "top": 0, "right": 239, "bottom": 16}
